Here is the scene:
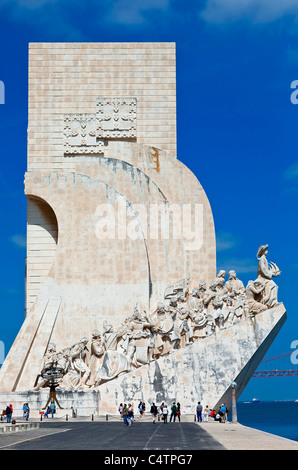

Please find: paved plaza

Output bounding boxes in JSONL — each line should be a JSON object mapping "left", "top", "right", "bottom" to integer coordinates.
{"left": 0, "top": 414, "right": 298, "bottom": 452}
{"left": 0, "top": 417, "right": 224, "bottom": 451}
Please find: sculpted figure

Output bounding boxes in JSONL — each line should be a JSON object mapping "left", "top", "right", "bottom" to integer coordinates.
{"left": 234, "top": 295, "right": 249, "bottom": 320}
{"left": 96, "top": 322, "right": 128, "bottom": 384}
{"left": 175, "top": 307, "right": 192, "bottom": 348}
{"left": 223, "top": 295, "right": 236, "bottom": 326}
{"left": 33, "top": 343, "right": 58, "bottom": 391}
{"left": 257, "top": 244, "right": 281, "bottom": 307}
{"left": 190, "top": 302, "right": 207, "bottom": 339}
{"left": 67, "top": 337, "right": 91, "bottom": 388}
{"left": 225, "top": 270, "right": 245, "bottom": 297}
{"left": 215, "top": 277, "right": 228, "bottom": 301}
{"left": 167, "top": 296, "right": 178, "bottom": 315}
{"left": 88, "top": 330, "right": 104, "bottom": 386}
{"left": 204, "top": 281, "right": 217, "bottom": 309}
{"left": 187, "top": 288, "right": 202, "bottom": 315}
{"left": 205, "top": 312, "right": 216, "bottom": 336}
{"left": 124, "top": 306, "right": 155, "bottom": 370}
{"left": 211, "top": 296, "right": 224, "bottom": 329}
{"left": 246, "top": 279, "right": 268, "bottom": 314}
{"left": 152, "top": 302, "right": 177, "bottom": 357}
{"left": 197, "top": 281, "right": 207, "bottom": 301}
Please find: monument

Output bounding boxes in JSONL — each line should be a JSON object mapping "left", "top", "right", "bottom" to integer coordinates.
{"left": 0, "top": 43, "right": 286, "bottom": 415}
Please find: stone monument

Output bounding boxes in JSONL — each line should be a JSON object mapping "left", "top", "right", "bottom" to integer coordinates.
{"left": 0, "top": 43, "right": 286, "bottom": 416}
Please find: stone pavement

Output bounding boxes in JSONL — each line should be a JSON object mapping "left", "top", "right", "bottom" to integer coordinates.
{"left": 196, "top": 420, "right": 298, "bottom": 450}
{"left": 0, "top": 414, "right": 297, "bottom": 451}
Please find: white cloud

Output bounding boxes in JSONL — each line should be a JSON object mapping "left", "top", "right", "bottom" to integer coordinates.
{"left": 216, "top": 230, "right": 240, "bottom": 252}
{"left": 10, "top": 234, "right": 26, "bottom": 248}
{"left": 200, "top": 0, "right": 298, "bottom": 24}
{"left": 107, "top": 0, "right": 170, "bottom": 25}
{"left": 283, "top": 162, "right": 298, "bottom": 181}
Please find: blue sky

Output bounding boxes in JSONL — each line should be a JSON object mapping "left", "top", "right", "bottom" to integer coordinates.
{"left": 1, "top": 0, "right": 298, "bottom": 401}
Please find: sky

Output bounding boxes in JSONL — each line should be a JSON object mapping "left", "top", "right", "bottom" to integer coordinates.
{"left": 0, "top": 0, "right": 298, "bottom": 402}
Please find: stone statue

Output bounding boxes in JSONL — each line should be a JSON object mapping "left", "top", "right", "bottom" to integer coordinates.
{"left": 152, "top": 302, "right": 176, "bottom": 357}
{"left": 225, "top": 270, "right": 245, "bottom": 297}
{"left": 33, "top": 343, "right": 58, "bottom": 391}
{"left": 246, "top": 279, "right": 268, "bottom": 314}
{"left": 210, "top": 296, "right": 224, "bottom": 329}
{"left": 67, "top": 337, "right": 91, "bottom": 388}
{"left": 257, "top": 244, "right": 281, "bottom": 307}
{"left": 33, "top": 245, "right": 283, "bottom": 390}
{"left": 88, "top": 330, "right": 104, "bottom": 386}
{"left": 124, "top": 306, "right": 155, "bottom": 370}
{"left": 216, "top": 270, "right": 226, "bottom": 281}
{"left": 190, "top": 302, "right": 207, "bottom": 339}
{"left": 96, "top": 322, "right": 128, "bottom": 384}
{"left": 175, "top": 307, "right": 192, "bottom": 348}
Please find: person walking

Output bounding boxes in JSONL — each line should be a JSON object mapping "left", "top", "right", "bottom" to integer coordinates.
{"left": 170, "top": 402, "right": 177, "bottom": 422}
{"left": 118, "top": 403, "right": 123, "bottom": 418}
{"left": 23, "top": 403, "right": 27, "bottom": 420}
{"left": 128, "top": 404, "right": 134, "bottom": 426}
{"left": 220, "top": 404, "right": 227, "bottom": 423}
{"left": 176, "top": 402, "right": 181, "bottom": 422}
{"left": 50, "top": 401, "right": 56, "bottom": 418}
{"left": 25, "top": 403, "right": 30, "bottom": 421}
{"left": 122, "top": 404, "right": 129, "bottom": 426}
{"left": 203, "top": 405, "right": 209, "bottom": 422}
{"left": 196, "top": 402, "right": 203, "bottom": 422}
{"left": 150, "top": 403, "right": 158, "bottom": 423}
{"left": 162, "top": 404, "right": 168, "bottom": 423}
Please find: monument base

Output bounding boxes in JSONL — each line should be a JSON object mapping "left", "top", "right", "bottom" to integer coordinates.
{"left": 0, "top": 303, "right": 286, "bottom": 417}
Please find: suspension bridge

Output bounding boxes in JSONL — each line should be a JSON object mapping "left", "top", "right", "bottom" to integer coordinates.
{"left": 252, "top": 352, "right": 298, "bottom": 378}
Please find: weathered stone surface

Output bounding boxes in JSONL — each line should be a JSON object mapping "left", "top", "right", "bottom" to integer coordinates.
{"left": 0, "top": 303, "right": 286, "bottom": 415}
{"left": 0, "top": 43, "right": 286, "bottom": 418}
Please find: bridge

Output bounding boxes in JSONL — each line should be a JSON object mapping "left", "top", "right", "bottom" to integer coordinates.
{"left": 252, "top": 352, "right": 298, "bottom": 378}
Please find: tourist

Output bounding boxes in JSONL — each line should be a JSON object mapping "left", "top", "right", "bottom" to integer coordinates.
{"left": 24, "top": 403, "right": 30, "bottom": 421}
{"left": 150, "top": 403, "right": 158, "bottom": 423}
{"left": 170, "top": 402, "right": 177, "bottom": 422}
{"left": 203, "top": 405, "right": 209, "bottom": 422}
{"left": 138, "top": 401, "right": 144, "bottom": 418}
{"left": 118, "top": 403, "right": 123, "bottom": 418}
{"left": 162, "top": 404, "right": 168, "bottom": 423}
{"left": 23, "top": 403, "right": 27, "bottom": 419}
{"left": 128, "top": 404, "right": 134, "bottom": 426}
{"left": 44, "top": 406, "right": 50, "bottom": 418}
{"left": 50, "top": 401, "right": 56, "bottom": 418}
{"left": 220, "top": 404, "right": 227, "bottom": 423}
{"left": 196, "top": 402, "right": 203, "bottom": 422}
{"left": 122, "top": 404, "right": 129, "bottom": 426}
{"left": 176, "top": 402, "right": 181, "bottom": 422}
{"left": 159, "top": 402, "right": 164, "bottom": 420}
{"left": 6, "top": 405, "right": 12, "bottom": 423}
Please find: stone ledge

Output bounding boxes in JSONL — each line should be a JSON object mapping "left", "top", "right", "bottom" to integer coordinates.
{"left": 0, "top": 422, "right": 40, "bottom": 434}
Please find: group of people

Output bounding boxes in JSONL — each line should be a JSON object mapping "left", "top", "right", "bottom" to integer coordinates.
{"left": 118, "top": 403, "right": 135, "bottom": 426}
{"left": 118, "top": 401, "right": 181, "bottom": 425}
{"left": 44, "top": 402, "right": 56, "bottom": 418}
{"left": 196, "top": 402, "right": 228, "bottom": 423}
{"left": 159, "top": 402, "right": 181, "bottom": 423}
